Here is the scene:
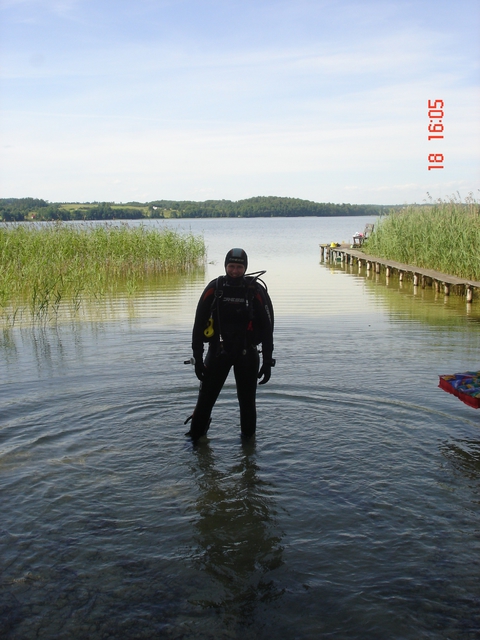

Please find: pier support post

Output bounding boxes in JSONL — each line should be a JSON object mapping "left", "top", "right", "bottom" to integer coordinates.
{"left": 322, "top": 254, "right": 479, "bottom": 303}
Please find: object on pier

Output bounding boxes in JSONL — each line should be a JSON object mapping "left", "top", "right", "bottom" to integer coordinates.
{"left": 438, "top": 371, "right": 480, "bottom": 409}
{"left": 352, "top": 231, "right": 364, "bottom": 246}
{"left": 352, "top": 223, "right": 374, "bottom": 246}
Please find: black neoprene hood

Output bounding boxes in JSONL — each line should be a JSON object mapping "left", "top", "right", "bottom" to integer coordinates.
{"left": 224, "top": 248, "right": 248, "bottom": 271}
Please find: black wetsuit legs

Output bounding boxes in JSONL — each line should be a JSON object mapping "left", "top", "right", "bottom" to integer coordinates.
{"left": 189, "top": 346, "right": 259, "bottom": 440}
{"left": 234, "top": 348, "right": 259, "bottom": 438}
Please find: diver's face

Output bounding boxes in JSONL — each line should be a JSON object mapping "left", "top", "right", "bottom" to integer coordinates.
{"left": 226, "top": 263, "right": 246, "bottom": 278}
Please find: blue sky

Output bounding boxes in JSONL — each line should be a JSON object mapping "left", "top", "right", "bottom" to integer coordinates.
{"left": 1, "top": 0, "right": 479, "bottom": 204}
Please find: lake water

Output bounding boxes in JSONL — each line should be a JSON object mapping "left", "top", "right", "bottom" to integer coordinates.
{"left": 1, "top": 217, "right": 480, "bottom": 639}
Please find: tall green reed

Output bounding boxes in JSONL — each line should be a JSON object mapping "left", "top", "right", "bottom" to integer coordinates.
{"left": 0, "top": 222, "right": 206, "bottom": 324}
{"left": 364, "top": 195, "right": 480, "bottom": 280}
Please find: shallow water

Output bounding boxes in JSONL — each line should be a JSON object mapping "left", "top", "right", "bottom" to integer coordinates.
{"left": 1, "top": 217, "right": 480, "bottom": 639}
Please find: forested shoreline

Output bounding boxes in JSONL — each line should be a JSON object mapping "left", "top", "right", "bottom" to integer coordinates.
{"left": 0, "top": 196, "right": 397, "bottom": 221}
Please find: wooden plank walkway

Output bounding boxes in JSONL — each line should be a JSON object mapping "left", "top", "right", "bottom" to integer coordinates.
{"left": 319, "top": 244, "right": 480, "bottom": 302}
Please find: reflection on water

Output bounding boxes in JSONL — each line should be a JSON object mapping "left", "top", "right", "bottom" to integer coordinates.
{"left": 187, "top": 442, "right": 284, "bottom": 627}
{"left": 441, "top": 438, "right": 480, "bottom": 483}
{"left": 0, "top": 268, "right": 206, "bottom": 329}
{"left": 334, "top": 261, "right": 480, "bottom": 327}
{"left": 2, "top": 217, "right": 480, "bottom": 639}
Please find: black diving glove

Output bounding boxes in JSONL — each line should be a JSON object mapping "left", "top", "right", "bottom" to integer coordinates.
{"left": 194, "top": 353, "right": 206, "bottom": 381}
{"left": 258, "top": 363, "right": 271, "bottom": 385}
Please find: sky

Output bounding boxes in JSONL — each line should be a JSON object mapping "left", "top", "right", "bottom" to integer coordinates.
{"left": 0, "top": 0, "right": 479, "bottom": 205}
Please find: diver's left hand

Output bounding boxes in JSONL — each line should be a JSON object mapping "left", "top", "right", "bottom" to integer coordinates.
{"left": 258, "top": 363, "right": 271, "bottom": 385}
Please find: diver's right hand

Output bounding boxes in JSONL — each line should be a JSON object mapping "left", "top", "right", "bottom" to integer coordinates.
{"left": 194, "top": 357, "right": 206, "bottom": 381}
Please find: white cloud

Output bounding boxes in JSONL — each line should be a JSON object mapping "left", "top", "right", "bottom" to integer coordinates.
{"left": 1, "top": 0, "right": 479, "bottom": 203}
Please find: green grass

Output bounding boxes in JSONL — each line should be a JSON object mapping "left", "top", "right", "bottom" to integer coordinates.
{"left": 0, "top": 222, "right": 205, "bottom": 324}
{"left": 364, "top": 195, "right": 480, "bottom": 280}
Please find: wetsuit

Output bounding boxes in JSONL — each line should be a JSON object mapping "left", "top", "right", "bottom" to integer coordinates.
{"left": 187, "top": 274, "right": 274, "bottom": 440}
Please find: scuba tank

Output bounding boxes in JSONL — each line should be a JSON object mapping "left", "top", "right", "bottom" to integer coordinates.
{"left": 207, "top": 270, "right": 272, "bottom": 350}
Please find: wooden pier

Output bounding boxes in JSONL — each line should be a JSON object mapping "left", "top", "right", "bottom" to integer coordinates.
{"left": 320, "top": 244, "right": 480, "bottom": 302}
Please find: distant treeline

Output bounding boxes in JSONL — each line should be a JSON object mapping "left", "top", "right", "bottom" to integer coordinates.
{"left": 0, "top": 196, "right": 396, "bottom": 222}
{"left": 0, "top": 199, "right": 145, "bottom": 221}
{"left": 148, "top": 197, "right": 393, "bottom": 218}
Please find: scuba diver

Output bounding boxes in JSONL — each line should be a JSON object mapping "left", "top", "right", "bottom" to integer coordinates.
{"left": 185, "top": 248, "right": 275, "bottom": 442}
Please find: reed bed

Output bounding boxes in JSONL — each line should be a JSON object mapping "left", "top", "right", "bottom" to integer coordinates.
{"left": 0, "top": 223, "right": 205, "bottom": 324}
{"left": 364, "top": 196, "right": 480, "bottom": 281}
